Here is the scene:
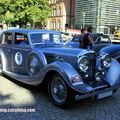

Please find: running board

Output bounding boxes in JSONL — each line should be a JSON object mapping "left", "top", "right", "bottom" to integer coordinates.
{"left": 3, "top": 70, "right": 43, "bottom": 86}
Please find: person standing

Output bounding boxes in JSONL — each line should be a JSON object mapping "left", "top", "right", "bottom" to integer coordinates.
{"left": 79, "top": 28, "right": 86, "bottom": 48}
{"left": 83, "top": 26, "right": 93, "bottom": 49}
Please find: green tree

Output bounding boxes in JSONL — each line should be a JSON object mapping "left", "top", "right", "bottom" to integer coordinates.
{"left": 0, "top": 15, "right": 4, "bottom": 23}
{"left": 0, "top": 0, "right": 51, "bottom": 28}
{"left": 0, "top": 0, "right": 12, "bottom": 23}
{"left": 5, "top": 11, "right": 14, "bottom": 28}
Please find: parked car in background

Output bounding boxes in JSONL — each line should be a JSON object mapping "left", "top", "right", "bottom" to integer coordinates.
{"left": 114, "top": 31, "right": 120, "bottom": 40}
{"left": 0, "top": 29, "right": 120, "bottom": 108}
{"left": 65, "top": 33, "right": 112, "bottom": 54}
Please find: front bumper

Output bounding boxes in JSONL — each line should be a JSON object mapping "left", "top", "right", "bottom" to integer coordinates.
{"left": 75, "top": 84, "right": 119, "bottom": 100}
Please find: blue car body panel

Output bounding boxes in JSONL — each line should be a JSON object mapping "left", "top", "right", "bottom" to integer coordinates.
{"left": 100, "top": 44, "right": 120, "bottom": 59}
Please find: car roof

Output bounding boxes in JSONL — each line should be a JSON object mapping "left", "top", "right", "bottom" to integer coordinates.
{"left": 4, "top": 29, "right": 60, "bottom": 35}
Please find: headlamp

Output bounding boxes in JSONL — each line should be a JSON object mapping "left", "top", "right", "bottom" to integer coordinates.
{"left": 78, "top": 56, "right": 89, "bottom": 72}
{"left": 101, "top": 54, "right": 111, "bottom": 68}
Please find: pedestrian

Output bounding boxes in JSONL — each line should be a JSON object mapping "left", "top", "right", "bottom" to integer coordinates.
{"left": 83, "top": 26, "right": 93, "bottom": 49}
{"left": 79, "top": 28, "right": 86, "bottom": 48}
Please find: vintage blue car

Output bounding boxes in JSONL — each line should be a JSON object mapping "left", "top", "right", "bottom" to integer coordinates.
{"left": 0, "top": 29, "right": 120, "bottom": 108}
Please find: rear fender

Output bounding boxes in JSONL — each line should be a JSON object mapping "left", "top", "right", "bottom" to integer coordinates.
{"left": 27, "top": 50, "right": 47, "bottom": 69}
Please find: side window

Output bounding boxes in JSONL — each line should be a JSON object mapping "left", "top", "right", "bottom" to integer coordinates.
{"left": 2, "top": 32, "right": 12, "bottom": 44}
{"left": 30, "top": 33, "right": 50, "bottom": 44}
{"left": 53, "top": 34, "right": 62, "bottom": 43}
{"left": 15, "top": 33, "right": 29, "bottom": 45}
{"left": 41, "top": 34, "right": 50, "bottom": 41}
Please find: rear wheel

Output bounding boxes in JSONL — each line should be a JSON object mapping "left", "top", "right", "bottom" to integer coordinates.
{"left": 48, "top": 73, "right": 75, "bottom": 108}
{"left": 27, "top": 55, "right": 40, "bottom": 76}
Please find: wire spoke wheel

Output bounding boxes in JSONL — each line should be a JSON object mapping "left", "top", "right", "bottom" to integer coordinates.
{"left": 50, "top": 77, "right": 67, "bottom": 103}
{"left": 48, "top": 74, "right": 75, "bottom": 108}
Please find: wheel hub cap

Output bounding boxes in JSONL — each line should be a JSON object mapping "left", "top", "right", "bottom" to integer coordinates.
{"left": 51, "top": 77, "right": 67, "bottom": 103}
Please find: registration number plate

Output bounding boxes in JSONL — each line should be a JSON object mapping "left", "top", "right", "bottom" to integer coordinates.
{"left": 97, "top": 91, "right": 113, "bottom": 99}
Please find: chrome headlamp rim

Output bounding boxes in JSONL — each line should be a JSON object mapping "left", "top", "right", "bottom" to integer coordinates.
{"left": 77, "top": 56, "right": 89, "bottom": 72}
{"left": 101, "top": 54, "right": 111, "bottom": 68}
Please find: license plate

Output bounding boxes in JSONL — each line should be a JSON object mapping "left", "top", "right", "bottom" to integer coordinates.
{"left": 97, "top": 91, "right": 113, "bottom": 99}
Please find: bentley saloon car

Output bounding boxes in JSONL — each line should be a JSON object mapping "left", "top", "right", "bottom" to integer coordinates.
{"left": 0, "top": 29, "right": 120, "bottom": 108}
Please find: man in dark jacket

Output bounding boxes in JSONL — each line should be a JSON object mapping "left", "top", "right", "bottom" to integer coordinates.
{"left": 79, "top": 28, "right": 86, "bottom": 48}
{"left": 83, "top": 26, "right": 93, "bottom": 49}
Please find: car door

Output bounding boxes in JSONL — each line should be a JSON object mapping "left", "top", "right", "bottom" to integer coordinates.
{"left": 65, "top": 36, "right": 80, "bottom": 48}
{"left": 12, "top": 32, "right": 31, "bottom": 75}
{"left": 93, "top": 36, "right": 112, "bottom": 54}
{"left": 0, "top": 32, "right": 13, "bottom": 72}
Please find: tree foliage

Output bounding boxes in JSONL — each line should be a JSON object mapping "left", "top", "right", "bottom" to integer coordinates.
{"left": 5, "top": 11, "right": 14, "bottom": 24}
{"left": 0, "top": 0, "right": 51, "bottom": 28}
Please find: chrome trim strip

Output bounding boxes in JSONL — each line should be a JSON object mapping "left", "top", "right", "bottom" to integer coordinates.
{"left": 77, "top": 50, "right": 95, "bottom": 58}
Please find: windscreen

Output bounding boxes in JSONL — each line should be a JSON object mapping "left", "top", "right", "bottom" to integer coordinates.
{"left": 30, "top": 33, "right": 63, "bottom": 44}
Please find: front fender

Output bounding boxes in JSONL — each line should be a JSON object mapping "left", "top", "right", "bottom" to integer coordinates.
{"left": 104, "top": 59, "right": 120, "bottom": 86}
{"left": 44, "top": 61, "right": 93, "bottom": 93}
{"left": 27, "top": 60, "right": 93, "bottom": 93}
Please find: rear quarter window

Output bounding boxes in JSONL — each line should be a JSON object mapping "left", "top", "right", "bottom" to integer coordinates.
{"left": 1, "top": 32, "right": 12, "bottom": 44}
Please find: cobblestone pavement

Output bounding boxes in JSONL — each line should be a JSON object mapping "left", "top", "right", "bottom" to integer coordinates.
{"left": 0, "top": 75, "right": 120, "bottom": 120}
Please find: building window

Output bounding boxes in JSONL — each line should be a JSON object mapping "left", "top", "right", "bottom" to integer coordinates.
{"left": 53, "top": 8, "right": 56, "bottom": 16}
{"left": 56, "top": 7, "right": 58, "bottom": 16}
{"left": 53, "top": 8, "right": 58, "bottom": 16}
{"left": 56, "top": 6, "right": 62, "bottom": 16}
{"left": 56, "top": 0, "right": 63, "bottom": 3}
{"left": 51, "top": 20, "right": 56, "bottom": 30}
{"left": 50, "top": 21, "right": 53, "bottom": 29}
{"left": 51, "top": 0, "right": 53, "bottom": 4}
{"left": 54, "top": 21, "right": 56, "bottom": 29}
{"left": 53, "top": 0, "right": 56, "bottom": 4}
{"left": 57, "top": 20, "right": 61, "bottom": 31}
{"left": 51, "top": 9, "right": 54, "bottom": 16}
{"left": 58, "top": 7, "right": 62, "bottom": 16}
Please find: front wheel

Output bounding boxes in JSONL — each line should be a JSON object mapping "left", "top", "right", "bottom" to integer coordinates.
{"left": 48, "top": 74, "right": 75, "bottom": 108}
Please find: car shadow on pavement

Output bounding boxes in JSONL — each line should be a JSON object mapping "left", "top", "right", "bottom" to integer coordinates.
{"left": 1, "top": 74, "right": 50, "bottom": 106}
{"left": 0, "top": 93, "right": 12, "bottom": 105}
{"left": 0, "top": 75, "right": 119, "bottom": 110}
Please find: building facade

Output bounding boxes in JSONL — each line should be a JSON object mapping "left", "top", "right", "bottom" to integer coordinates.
{"left": 75, "top": 0, "right": 120, "bottom": 34}
{"left": 47, "top": 0, "right": 76, "bottom": 32}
